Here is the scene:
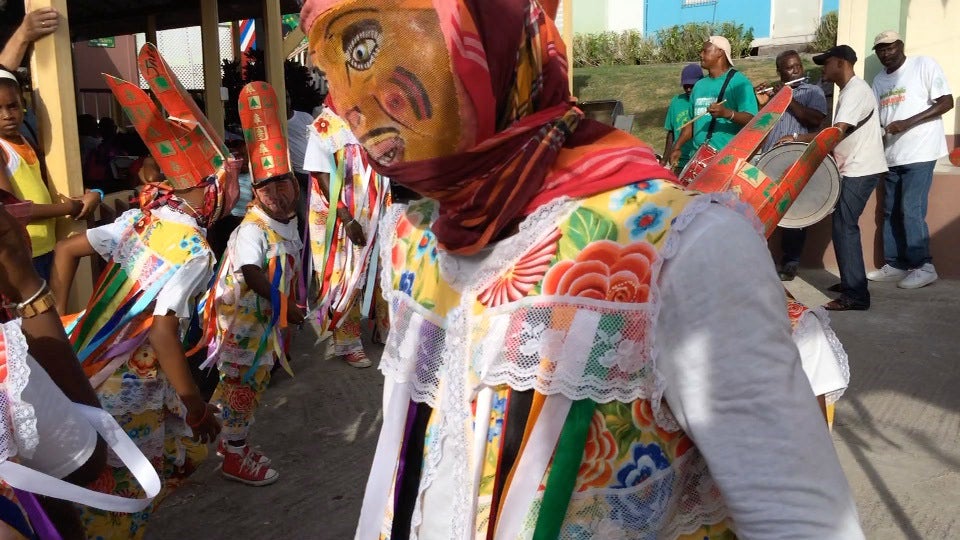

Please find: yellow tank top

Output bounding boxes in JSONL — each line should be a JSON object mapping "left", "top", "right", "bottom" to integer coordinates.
{"left": 0, "top": 137, "right": 55, "bottom": 256}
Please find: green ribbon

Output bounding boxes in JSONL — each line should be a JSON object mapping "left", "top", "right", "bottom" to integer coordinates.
{"left": 532, "top": 399, "right": 596, "bottom": 539}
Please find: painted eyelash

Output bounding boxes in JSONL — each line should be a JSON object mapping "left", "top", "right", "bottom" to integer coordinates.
{"left": 345, "top": 29, "right": 381, "bottom": 71}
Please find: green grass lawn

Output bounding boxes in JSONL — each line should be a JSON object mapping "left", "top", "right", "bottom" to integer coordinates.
{"left": 573, "top": 57, "right": 824, "bottom": 154}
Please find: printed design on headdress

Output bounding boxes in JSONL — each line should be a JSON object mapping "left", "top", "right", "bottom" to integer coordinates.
{"left": 104, "top": 43, "right": 239, "bottom": 221}
{"left": 239, "top": 82, "right": 291, "bottom": 184}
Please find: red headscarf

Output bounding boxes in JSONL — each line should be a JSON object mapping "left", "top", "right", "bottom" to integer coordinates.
{"left": 303, "top": 0, "right": 671, "bottom": 255}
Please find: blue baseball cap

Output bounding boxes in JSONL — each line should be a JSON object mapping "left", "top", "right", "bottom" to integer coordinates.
{"left": 681, "top": 63, "right": 703, "bottom": 86}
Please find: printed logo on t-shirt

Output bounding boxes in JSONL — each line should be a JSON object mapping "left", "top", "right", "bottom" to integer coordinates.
{"left": 878, "top": 87, "right": 906, "bottom": 110}
{"left": 694, "top": 97, "right": 713, "bottom": 117}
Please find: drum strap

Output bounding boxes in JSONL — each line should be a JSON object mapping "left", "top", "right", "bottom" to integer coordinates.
{"left": 845, "top": 109, "right": 874, "bottom": 135}
{"left": 706, "top": 69, "right": 738, "bottom": 142}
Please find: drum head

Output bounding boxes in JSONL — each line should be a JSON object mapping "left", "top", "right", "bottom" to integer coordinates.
{"left": 754, "top": 142, "right": 841, "bottom": 229}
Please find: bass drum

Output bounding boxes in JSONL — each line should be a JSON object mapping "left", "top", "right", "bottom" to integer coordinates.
{"left": 752, "top": 142, "right": 841, "bottom": 229}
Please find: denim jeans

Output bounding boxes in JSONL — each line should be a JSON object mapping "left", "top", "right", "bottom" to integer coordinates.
{"left": 833, "top": 173, "right": 882, "bottom": 304}
{"left": 32, "top": 251, "right": 54, "bottom": 281}
{"left": 882, "top": 160, "right": 937, "bottom": 270}
{"left": 779, "top": 227, "right": 807, "bottom": 266}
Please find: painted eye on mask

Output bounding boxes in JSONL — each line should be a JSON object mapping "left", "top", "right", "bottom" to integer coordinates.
{"left": 342, "top": 20, "right": 383, "bottom": 72}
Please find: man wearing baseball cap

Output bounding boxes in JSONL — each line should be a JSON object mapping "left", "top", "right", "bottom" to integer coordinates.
{"left": 788, "top": 45, "right": 887, "bottom": 310}
{"left": 661, "top": 63, "right": 703, "bottom": 171}
{"left": 867, "top": 30, "right": 953, "bottom": 289}
{"left": 668, "top": 36, "right": 758, "bottom": 166}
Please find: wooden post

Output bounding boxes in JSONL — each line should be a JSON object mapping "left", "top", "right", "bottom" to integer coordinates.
{"left": 200, "top": 0, "right": 225, "bottom": 139}
{"left": 231, "top": 21, "right": 242, "bottom": 62}
{"left": 283, "top": 27, "right": 306, "bottom": 59}
{"left": 145, "top": 14, "right": 158, "bottom": 46}
{"left": 262, "top": 0, "right": 287, "bottom": 135}
{"left": 27, "top": 0, "right": 92, "bottom": 312}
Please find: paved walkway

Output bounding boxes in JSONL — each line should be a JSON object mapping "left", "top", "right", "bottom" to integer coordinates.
{"left": 149, "top": 270, "right": 960, "bottom": 540}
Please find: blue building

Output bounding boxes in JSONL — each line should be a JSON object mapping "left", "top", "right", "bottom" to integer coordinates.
{"left": 576, "top": 0, "right": 839, "bottom": 47}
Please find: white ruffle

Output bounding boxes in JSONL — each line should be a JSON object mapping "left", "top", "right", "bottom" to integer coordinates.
{"left": 1, "top": 320, "right": 39, "bottom": 460}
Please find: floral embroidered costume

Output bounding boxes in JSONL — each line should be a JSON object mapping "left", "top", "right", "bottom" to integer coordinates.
{"left": 303, "top": 0, "right": 863, "bottom": 538}
{"left": 63, "top": 44, "right": 238, "bottom": 539}
{"left": 302, "top": 107, "right": 390, "bottom": 364}
{"left": 199, "top": 82, "right": 303, "bottom": 485}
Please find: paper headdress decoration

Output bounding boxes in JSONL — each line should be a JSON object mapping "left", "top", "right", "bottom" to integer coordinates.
{"left": 238, "top": 81, "right": 292, "bottom": 185}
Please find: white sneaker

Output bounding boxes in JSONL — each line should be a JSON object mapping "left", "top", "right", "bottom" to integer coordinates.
{"left": 867, "top": 264, "right": 909, "bottom": 282}
{"left": 897, "top": 263, "right": 938, "bottom": 289}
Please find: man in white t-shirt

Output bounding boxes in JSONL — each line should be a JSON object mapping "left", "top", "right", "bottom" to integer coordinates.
{"left": 792, "top": 45, "right": 888, "bottom": 311}
{"left": 286, "top": 91, "right": 315, "bottom": 218}
{"left": 867, "top": 30, "right": 954, "bottom": 289}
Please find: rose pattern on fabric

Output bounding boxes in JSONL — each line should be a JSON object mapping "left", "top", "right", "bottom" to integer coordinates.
{"left": 542, "top": 239, "right": 657, "bottom": 303}
{"left": 128, "top": 349, "right": 158, "bottom": 378}
{"left": 576, "top": 410, "right": 618, "bottom": 492}
{"left": 478, "top": 229, "right": 561, "bottom": 307}
{"left": 631, "top": 399, "right": 683, "bottom": 445}
{"left": 786, "top": 297, "right": 808, "bottom": 331}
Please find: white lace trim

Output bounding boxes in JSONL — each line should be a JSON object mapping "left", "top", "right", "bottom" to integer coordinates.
{"left": 1, "top": 320, "right": 39, "bottom": 460}
{"left": 438, "top": 196, "right": 577, "bottom": 295}
{"left": 802, "top": 307, "right": 851, "bottom": 405}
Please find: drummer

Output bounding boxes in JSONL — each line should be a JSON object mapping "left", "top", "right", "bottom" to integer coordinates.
{"left": 758, "top": 50, "right": 828, "bottom": 281}
{"left": 783, "top": 45, "right": 888, "bottom": 311}
{"left": 668, "top": 36, "right": 757, "bottom": 166}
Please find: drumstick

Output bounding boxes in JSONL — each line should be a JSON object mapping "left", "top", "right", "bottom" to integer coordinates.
{"left": 680, "top": 100, "right": 726, "bottom": 129}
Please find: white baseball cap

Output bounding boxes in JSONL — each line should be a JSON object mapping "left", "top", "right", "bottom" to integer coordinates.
{"left": 873, "top": 30, "right": 903, "bottom": 48}
{"left": 708, "top": 35, "right": 734, "bottom": 65}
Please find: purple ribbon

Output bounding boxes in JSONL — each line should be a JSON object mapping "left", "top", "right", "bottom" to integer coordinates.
{"left": 12, "top": 488, "right": 63, "bottom": 540}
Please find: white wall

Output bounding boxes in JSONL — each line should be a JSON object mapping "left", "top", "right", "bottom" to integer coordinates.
{"left": 606, "top": 0, "right": 644, "bottom": 32}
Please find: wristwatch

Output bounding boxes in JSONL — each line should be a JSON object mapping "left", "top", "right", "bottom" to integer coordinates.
{"left": 18, "top": 289, "right": 56, "bottom": 318}
{"left": 12, "top": 281, "right": 57, "bottom": 319}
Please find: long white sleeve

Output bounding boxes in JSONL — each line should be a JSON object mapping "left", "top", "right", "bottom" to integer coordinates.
{"left": 656, "top": 205, "right": 864, "bottom": 539}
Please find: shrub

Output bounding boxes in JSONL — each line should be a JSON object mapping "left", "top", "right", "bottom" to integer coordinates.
{"left": 810, "top": 11, "right": 838, "bottom": 52}
{"left": 572, "top": 30, "right": 657, "bottom": 67}
{"left": 656, "top": 21, "right": 754, "bottom": 63}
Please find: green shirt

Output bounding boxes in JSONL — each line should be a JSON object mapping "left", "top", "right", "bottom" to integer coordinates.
{"left": 664, "top": 93, "right": 695, "bottom": 168}
{"left": 689, "top": 69, "right": 758, "bottom": 151}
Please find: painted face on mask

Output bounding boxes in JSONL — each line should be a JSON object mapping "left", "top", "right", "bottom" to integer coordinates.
{"left": 253, "top": 175, "right": 299, "bottom": 221}
{"left": 310, "top": 0, "right": 472, "bottom": 165}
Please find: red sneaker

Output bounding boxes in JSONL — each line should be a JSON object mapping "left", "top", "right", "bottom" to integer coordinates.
{"left": 217, "top": 438, "right": 271, "bottom": 466}
{"left": 344, "top": 351, "right": 372, "bottom": 369}
{"left": 221, "top": 446, "right": 279, "bottom": 486}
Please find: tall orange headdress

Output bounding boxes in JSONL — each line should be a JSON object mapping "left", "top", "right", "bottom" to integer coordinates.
{"left": 238, "top": 81, "right": 292, "bottom": 186}
{"left": 104, "top": 43, "right": 239, "bottom": 224}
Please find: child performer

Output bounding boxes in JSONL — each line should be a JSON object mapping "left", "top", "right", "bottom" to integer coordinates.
{"left": 0, "top": 68, "right": 101, "bottom": 278}
{"left": 49, "top": 45, "right": 236, "bottom": 539}
{"left": 199, "top": 82, "right": 304, "bottom": 486}
{"left": 302, "top": 105, "right": 389, "bottom": 367}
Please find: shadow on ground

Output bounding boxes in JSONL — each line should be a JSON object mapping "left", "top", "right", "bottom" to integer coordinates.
{"left": 149, "top": 325, "right": 384, "bottom": 539}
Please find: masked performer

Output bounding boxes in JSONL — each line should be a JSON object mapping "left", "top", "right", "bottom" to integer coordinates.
{"left": 303, "top": 1, "right": 864, "bottom": 538}
{"left": 49, "top": 45, "right": 236, "bottom": 539}
{"left": 302, "top": 105, "right": 390, "bottom": 368}
{"left": 199, "top": 82, "right": 304, "bottom": 486}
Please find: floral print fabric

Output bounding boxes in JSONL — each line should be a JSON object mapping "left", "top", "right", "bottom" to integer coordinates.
{"left": 379, "top": 180, "right": 734, "bottom": 538}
